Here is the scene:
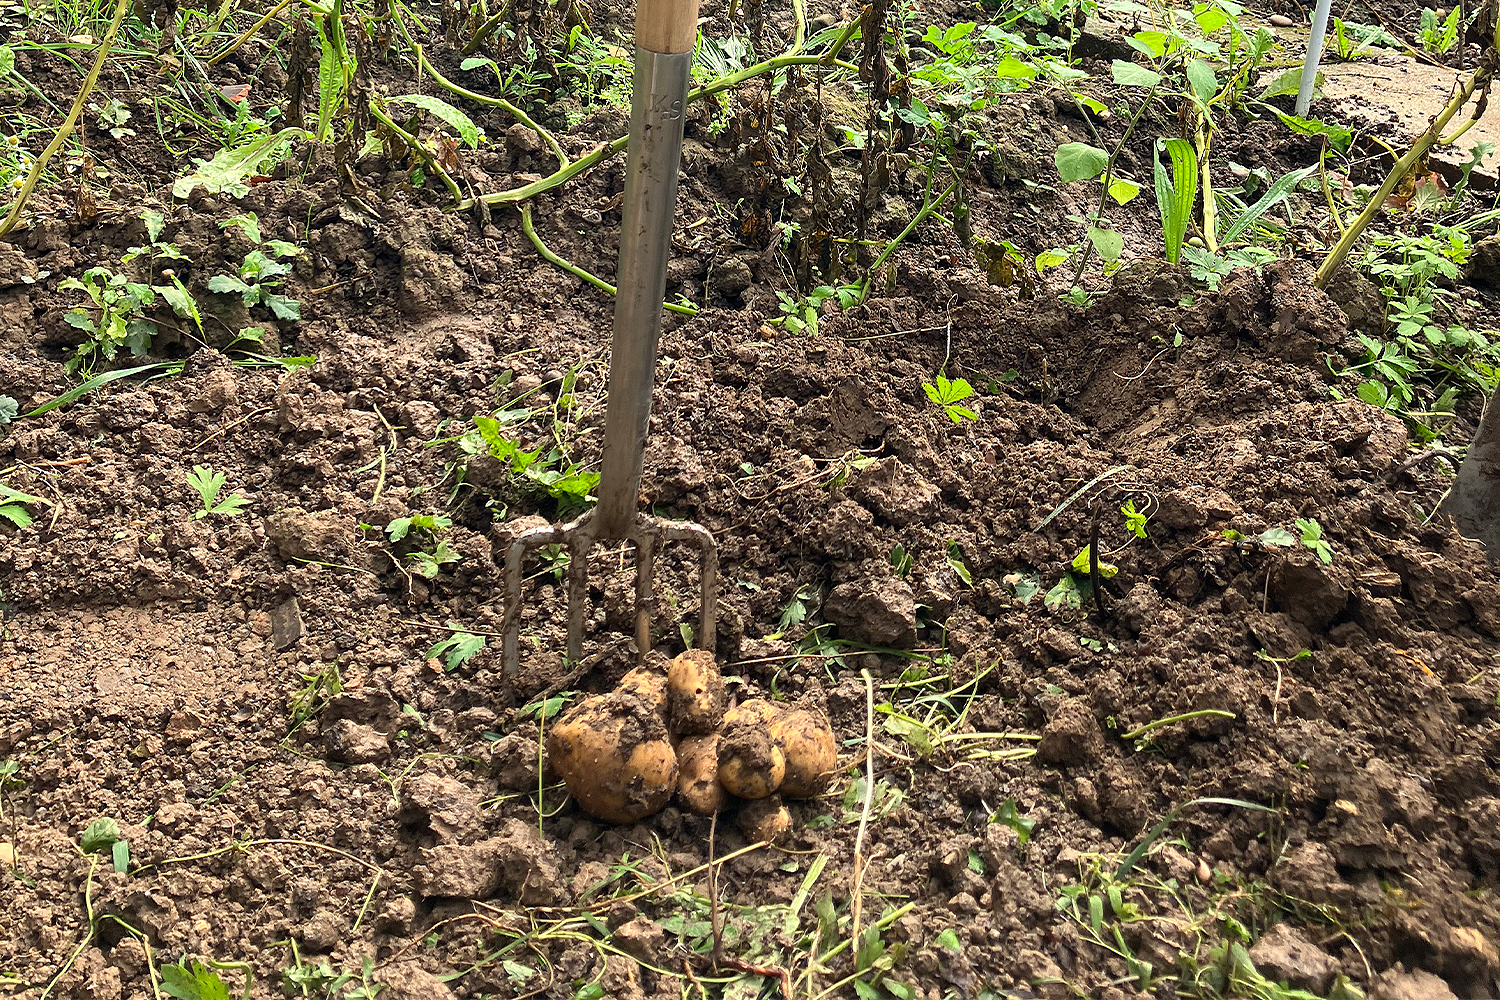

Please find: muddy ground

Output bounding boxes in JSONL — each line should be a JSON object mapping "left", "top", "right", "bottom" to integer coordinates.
{"left": 2, "top": 0, "right": 1500, "bottom": 997}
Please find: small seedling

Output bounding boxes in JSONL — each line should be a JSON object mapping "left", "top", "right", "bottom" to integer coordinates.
{"left": 427, "top": 630, "right": 485, "bottom": 670}
{"left": 161, "top": 960, "right": 240, "bottom": 1000}
{"left": 945, "top": 541, "right": 973, "bottom": 586}
{"left": 0, "top": 395, "right": 16, "bottom": 425}
{"left": 187, "top": 466, "right": 251, "bottom": 519}
{"left": 386, "top": 513, "right": 462, "bottom": 578}
{"left": 0, "top": 484, "right": 43, "bottom": 528}
{"left": 1294, "top": 517, "right": 1334, "bottom": 564}
{"left": 1121, "top": 500, "right": 1148, "bottom": 539}
{"left": 923, "top": 375, "right": 979, "bottom": 423}
{"left": 207, "top": 215, "right": 303, "bottom": 321}
{"left": 890, "top": 543, "right": 913, "bottom": 578}
{"left": 287, "top": 662, "right": 342, "bottom": 730}
{"left": 79, "top": 816, "right": 129, "bottom": 873}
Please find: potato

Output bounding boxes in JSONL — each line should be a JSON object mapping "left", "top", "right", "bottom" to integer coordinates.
{"left": 618, "top": 666, "right": 668, "bottom": 720}
{"left": 737, "top": 796, "right": 792, "bottom": 843}
{"left": 667, "top": 649, "right": 726, "bottom": 736}
{"left": 675, "top": 733, "right": 725, "bottom": 815}
{"left": 770, "top": 707, "right": 837, "bottom": 798}
{"left": 545, "top": 692, "right": 678, "bottom": 824}
{"left": 723, "top": 698, "right": 781, "bottom": 729}
{"left": 716, "top": 722, "right": 786, "bottom": 800}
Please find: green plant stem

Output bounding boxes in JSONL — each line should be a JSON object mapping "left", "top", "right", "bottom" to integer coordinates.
{"left": 855, "top": 175, "right": 960, "bottom": 306}
{"left": 1118, "top": 709, "right": 1236, "bottom": 742}
{"left": 415, "top": 44, "right": 569, "bottom": 168}
{"left": 457, "top": 42, "right": 858, "bottom": 211}
{"left": 519, "top": 205, "right": 698, "bottom": 316}
{"left": 206, "top": 0, "right": 293, "bottom": 65}
{"left": 0, "top": 0, "right": 130, "bottom": 238}
{"left": 459, "top": 0, "right": 510, "bottom": 56}
{"left": 1314, "top": 26, "right": 1499, "bottom": 288}
{"left": 1066, "top": 90, "right": 1159, "bottom": 287}
{"left": 367, "top": 97, "right": 464, "bottom": 204}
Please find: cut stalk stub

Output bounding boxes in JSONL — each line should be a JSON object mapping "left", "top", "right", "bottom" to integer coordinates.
{"left": 501, "top": 509, "right": 718, "bottom": 675}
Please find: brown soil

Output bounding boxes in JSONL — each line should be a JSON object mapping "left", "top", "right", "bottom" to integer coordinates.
{"left": 2, "top": 0, "right": 1499, "bottom": 998}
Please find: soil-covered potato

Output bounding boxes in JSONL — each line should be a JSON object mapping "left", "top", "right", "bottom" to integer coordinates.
{"left": 618, "top": 666, "right": 669, "bottom": 720}
{"left": 674, "top": 733, "right": 725, "bottom": 815}
{"left": 723, "top": 698, "right": 781, "bottom": 729}
{"left": 737, "top": 795, "right": 792, "bottom": 843}
{"left": 666, "top": 649, "right": 726, "bottom": 735}
{"left": 771, "top": 707, "right": 837, "bottom": 798}
{"left": 716, "top": 722, "right": 786, "bottom": 799}
{"left": 545, "top": 692, "right": 678, "bottom": 824}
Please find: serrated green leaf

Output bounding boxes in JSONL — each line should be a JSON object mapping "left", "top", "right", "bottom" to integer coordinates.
{"left": 263, "top": 293, "right": 301, "bottom": 321}
{"left": 161, "top": 961, "right": 231, "bottom": 1000}
{"left": 0, "top": 45, "right": 15, "bottom": 77}
{"left": 1258, "top": 527, "right": 1297, "bottom": 547}
{"left": 0, "top": 504, "right": 33, "bottom": 528}
{"left": 385, "top": 94, "right": 483, "bottom": 150}
{"left": 207, "top": 274, "right": 251, "bottom": 296}
{"left": 172, "top": 129, "right": 299, "bottom": 199}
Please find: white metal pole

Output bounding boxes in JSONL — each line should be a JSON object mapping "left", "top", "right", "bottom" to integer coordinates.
{"left": 1295, "top": 0, "right": 1336, "bottom": 116}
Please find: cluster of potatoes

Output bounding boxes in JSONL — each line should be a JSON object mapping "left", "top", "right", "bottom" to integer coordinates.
{"left": 545, "top": 650, "right": 838, "bottom": 841}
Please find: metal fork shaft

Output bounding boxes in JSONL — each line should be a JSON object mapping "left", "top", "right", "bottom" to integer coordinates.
{"left": 594, "top": 48, "right": 693, "bottom": 541}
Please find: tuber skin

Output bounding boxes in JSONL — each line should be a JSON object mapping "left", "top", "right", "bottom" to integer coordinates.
{"left": 723, "top": 698, "right": 781, "bottom": 729}
{"left": 771, "top": 707, "right": 838, "bottom": 798}
{"left": 674, "top": 733, "right": 725, "bottom": 815}
{"left": 666, "top": 649, "right": 727, "bottom": 736}
{"left": 545, "top": 692, "right": 678, "bottom": 824}
{"left": 716, "top": 722, "right": 786, "bottom": 799}
{"left": 619, "top": 666, "right": 669, "bottom": 720}
{"left": 737, "top": 795, "right": 792, "bottom": 843}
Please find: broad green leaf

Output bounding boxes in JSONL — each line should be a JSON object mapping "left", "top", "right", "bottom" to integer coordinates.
{"left": 385, "top": 94, "right": 484, "bottom": 149}
{"left": 1186, "top": 59, "right": 1218, "bottom": 101}
{"left": 80, "top": 817, "right": 122, "bottom": 854}
{"left": 1087, "top": 225, "right": 1124, "bottom": 263}
{"left": 264, "top": 293, "right": 301, "bottom": 321}
{"left": 995, "top": 55, "right": 1038, "bottom": 79}
{"left": 1112, "top": 59, "right": 1161, "bottom": 88}
{"left": 0, "top": 45, "right": 14, "bottom": 77}
{"left": 1258, "top": 527, "right": 1297, "bottom": 547}
{"left": 1258, "top": 67, "right": 1307, "bottom": 100}
{"left": 1129, "top": 31, "right": 1168, "bottom": 58}
{"left": 1054, "top": 142, "right": 1109, "bottom": 183}
{"left": 0, "top": 395, "right": 17, "bottom": 424}
{"left": 1035, "top": 248, "right": 1070, "bottom": 272}
{"left": 1107, "top": 177, "right": 1140, "bottom": 205}
{"left": 935, "top": 928, "right": 963, "bottom": 952}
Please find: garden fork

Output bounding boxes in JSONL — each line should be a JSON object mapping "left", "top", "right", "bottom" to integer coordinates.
{"left": 502, "top": 0, "right": 717, "bottom": 674}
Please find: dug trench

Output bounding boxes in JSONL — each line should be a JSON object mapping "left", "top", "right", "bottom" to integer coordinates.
{"left": 3, "top": 200, "right": 1499, "bottom": 996}
{"left": 1, "top": 19, "right": 1499, "bottom": 1000}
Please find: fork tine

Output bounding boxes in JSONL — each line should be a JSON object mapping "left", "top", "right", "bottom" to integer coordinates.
{"left": 565, "top": 532, "right": 593, "bottom": 666}
{"left": 502, "top": 512, "right": 719, "bottom": 677}
{"left": 633, "top": 526, "right": 658, "bottom": 657}
{"left": 503, "top": 523, "right": 567, "bottom": 676}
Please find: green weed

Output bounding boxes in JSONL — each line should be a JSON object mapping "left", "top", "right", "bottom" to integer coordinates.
{"left": 186, "top": 465, "right": 251, "bottom": 519}
{"left": 923, "top": 374, "right": 978, "bottom": 423}
{"left": 207, "top": 213, "right": 302, "bottom": 321}
{"left": 385, "top": 512, "right": 462, "bottom": 578}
